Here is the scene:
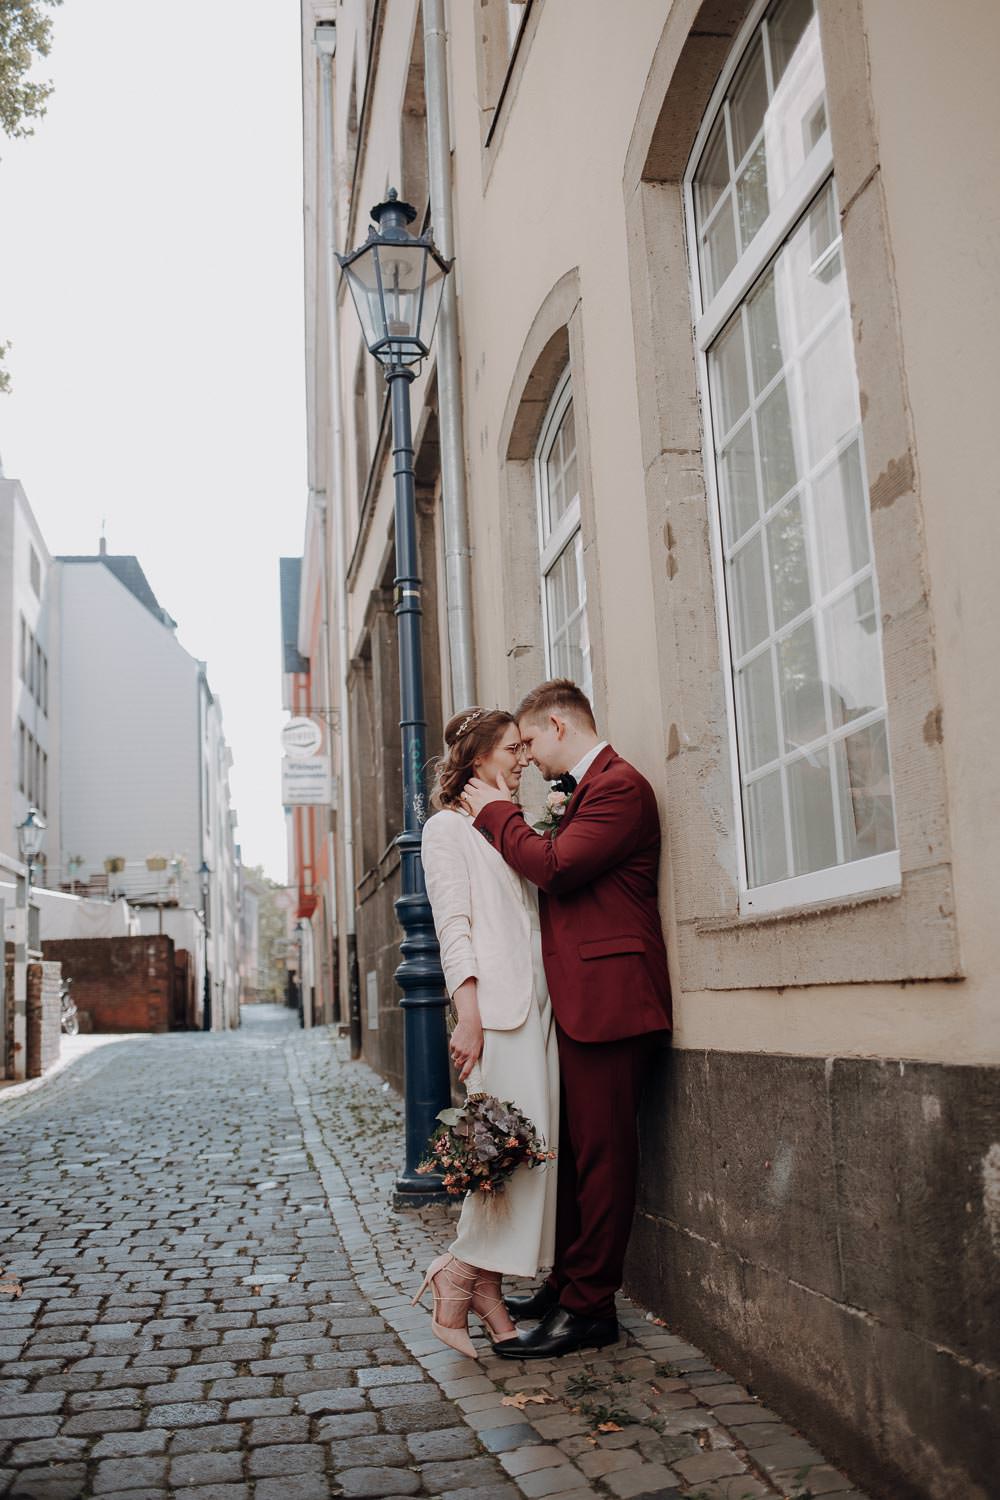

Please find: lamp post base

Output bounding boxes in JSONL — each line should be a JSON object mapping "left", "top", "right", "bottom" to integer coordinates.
{"left": 391, "top": 1172, "right": 453, "bottom": 1211}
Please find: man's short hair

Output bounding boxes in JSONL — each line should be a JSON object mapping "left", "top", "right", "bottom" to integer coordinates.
{"left": 516, "top": 678, "right": 597, "bottom": 732}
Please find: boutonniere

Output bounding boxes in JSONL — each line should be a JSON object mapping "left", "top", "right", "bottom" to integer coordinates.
{"left": 533, "top": 788, "right": 570, "bottom": 837}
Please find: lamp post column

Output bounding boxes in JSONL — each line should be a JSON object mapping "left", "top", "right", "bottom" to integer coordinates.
{"left": 386, "top": 363, "right": 451, "bottom": 1205}
{"left": 200, "top": 863, "right": 212, "bottom": 1032}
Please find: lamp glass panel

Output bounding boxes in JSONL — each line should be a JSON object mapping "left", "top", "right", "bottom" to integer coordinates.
{"left": 344, "top": 241, "right": 448, "bottom": 365}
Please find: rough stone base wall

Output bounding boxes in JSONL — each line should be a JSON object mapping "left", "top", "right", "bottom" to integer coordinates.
{"left": 42, "top": 936, "right": 175, "bottom": 1032}
{"left": 3, "top": 954, "right": 62, "bottom": 1079}
{"left": 27, "top": 961, "right": 62, "bottom": 1077}
{"left": 173, "top": 948, "right": 197, "bottom": 1029}
{"left": 625, "top": 1047, "right": 1000, "bottom": 1500}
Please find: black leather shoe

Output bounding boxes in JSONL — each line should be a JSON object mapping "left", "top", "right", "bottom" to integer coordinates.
{"left": 503, "top": 1282, "right": 559, "bottom": 1321}
{"left": 492, "top": 1304, "right": 620, "bottom": 1360}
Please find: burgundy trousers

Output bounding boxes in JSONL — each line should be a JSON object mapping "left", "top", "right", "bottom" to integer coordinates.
{"left": 545, "top": 1021, "right": 661, "bottom": 1319}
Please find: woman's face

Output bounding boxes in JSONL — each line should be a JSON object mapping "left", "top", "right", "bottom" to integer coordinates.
{"left": 475, "top": 724, "right": 528, "bottom": 794}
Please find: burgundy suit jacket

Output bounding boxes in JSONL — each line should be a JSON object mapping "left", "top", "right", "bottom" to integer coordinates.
{"left": 474, "top": 745, "right": 672, "bottom": 1043}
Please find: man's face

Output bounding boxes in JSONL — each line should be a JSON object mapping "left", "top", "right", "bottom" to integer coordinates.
{"left": 517, "top": 714, "right": 570, "bottom": 781}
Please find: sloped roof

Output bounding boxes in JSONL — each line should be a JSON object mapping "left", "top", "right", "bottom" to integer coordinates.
{"left": 280, "top": 556, "right": 309, "bottom": 675}
{"left": 58, "top": 553, "right": 177, "bottom": 629}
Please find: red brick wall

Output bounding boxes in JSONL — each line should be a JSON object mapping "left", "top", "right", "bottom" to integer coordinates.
{"left": 42, "top": 937, "right": 175, "bottom": 1033}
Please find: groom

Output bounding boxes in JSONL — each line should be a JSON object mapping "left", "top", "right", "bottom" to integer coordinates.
{"left": 463, "top": 678, "right": 672, "bottom": 1358}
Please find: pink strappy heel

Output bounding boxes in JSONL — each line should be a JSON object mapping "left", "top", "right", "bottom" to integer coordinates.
{"left": 412, "top": 1254, "right": 478, "bottom": 1358}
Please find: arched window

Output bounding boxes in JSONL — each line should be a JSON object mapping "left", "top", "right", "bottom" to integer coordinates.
{"left": 535, "top": 369, "right": 591, "bottom": 697}
{"left": 685, "top": 0, "right": 898, "bottom": 914}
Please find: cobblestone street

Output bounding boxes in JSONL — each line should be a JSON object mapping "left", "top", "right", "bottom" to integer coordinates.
{"left": 0, "top": 1007, "right": 869, "bottom": 1500}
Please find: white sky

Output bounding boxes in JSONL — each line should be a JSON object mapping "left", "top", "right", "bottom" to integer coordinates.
{"left": 0, "top": 0, "right": 307, "bottom": 884}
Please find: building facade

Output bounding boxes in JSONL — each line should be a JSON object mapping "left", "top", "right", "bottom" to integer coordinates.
{"left": 57, "top": 547, "right": 242, "bottom": 1029}
{"left": 279, "top": 551, "right": 339, "bottom": 1028}
{"left": 0, "top": 474, "right": 59, "bottom": 873}
{"left": 297, "top": 3, "right": 1000, "bottom": 1495}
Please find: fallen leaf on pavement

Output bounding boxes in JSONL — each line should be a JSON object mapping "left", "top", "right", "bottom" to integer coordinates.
{"left": 597, "top": 1421, "right": 623, "bottom": 1432}
{"left": 501, "top": 1391, "right": 556, "bottom": 1410}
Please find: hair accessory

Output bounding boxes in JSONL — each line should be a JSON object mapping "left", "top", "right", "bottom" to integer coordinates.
{"left": 456, "top": 708, "right": 486, "bottom": 739}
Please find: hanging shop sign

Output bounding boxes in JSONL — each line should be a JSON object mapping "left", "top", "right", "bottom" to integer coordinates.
{"left": 281, "top": 716, "right": 324, "bottom": 760}
{"left": 281, "top": 755, "right": 334, "bottom": 806}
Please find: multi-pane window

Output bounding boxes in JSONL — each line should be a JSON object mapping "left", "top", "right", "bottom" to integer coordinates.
{"left": 18, "top": 617, "right": 48, "bottom": 715}
{"left": 535, "top": 370, "right": 591, "bottom": 698}
{"left": 16, "top": 721, "right": 46, "bottom": 813}
{"left": 686, "top": 0, "right": 898, "bottom": 913}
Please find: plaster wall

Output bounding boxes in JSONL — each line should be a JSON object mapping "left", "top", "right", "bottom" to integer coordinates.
{"left": 57, "top": 561, "right": 201, "bottom": 886}
{"left": 437, "top": 0, "right": 999, "bottom": 1065}
{"left": 315, "top": 1, "right": 1000, "bottom": 1065}
{"left": 0, "top": 479, "right": 59, "bottom": 866}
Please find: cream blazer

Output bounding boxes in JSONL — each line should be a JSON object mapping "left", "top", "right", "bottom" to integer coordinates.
{"left": 421, "top": 807, "right": 535, "bottom": 1031}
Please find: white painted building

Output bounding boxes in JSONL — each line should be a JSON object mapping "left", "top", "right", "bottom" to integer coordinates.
{"left": 0, "top": 474, "right": 59, "bottom": 872}
{"left": 56, "top": 546, "right": 241, "bottom": 1028}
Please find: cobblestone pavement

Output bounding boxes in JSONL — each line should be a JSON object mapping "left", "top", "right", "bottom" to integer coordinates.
{"left": 0, "top": 1006, "right": 870, "bottom": 1500}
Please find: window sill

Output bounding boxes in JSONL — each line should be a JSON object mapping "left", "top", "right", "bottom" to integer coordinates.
{"left": 695, "top": 874, "right": 902, "bottom": 936}
{"left": 678, "top": 862, "right": 961, "bottom": 991}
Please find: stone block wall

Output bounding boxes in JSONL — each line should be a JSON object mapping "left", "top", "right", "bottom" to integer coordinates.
{"left": 27, "top": 962, "right": 62, "bottom": 1078}
{"left": 625, "top": 1048, "right": 1000, "bottom": 1500}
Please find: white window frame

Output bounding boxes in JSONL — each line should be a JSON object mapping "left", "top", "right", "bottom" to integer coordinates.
{"left": 683, "top": 0, "right": 900, "bottom": 916}
{"left": 534, "top": 368, "right": 591, "bottom": 698}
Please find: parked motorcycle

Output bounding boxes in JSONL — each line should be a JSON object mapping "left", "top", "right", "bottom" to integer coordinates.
{"left": 60, "top": 978, "right": 80, "bottom": 1036}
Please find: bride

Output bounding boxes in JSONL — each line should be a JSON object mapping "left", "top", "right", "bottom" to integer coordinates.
{"left": 415, "top": 707, "right": 559, "bottom": 1356}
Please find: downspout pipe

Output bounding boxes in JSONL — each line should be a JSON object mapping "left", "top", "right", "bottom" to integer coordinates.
{"left": 315, "top": 21, "right": 363, "bottom": 1058}
{"left": 423, "top": 0, "right": 476, "bottom": 711}
{"left": 312, "top": 486, "right": 338, "bottom": 1028}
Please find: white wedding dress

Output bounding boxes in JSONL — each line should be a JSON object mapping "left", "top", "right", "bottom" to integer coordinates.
{"left": 448, "top": 893, "right": 559, "bottom": 1278}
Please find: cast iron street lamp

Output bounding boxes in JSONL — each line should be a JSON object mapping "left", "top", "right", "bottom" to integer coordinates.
{"left": 16, "top": 807, "right": 46, "bottom": 885}
{"left": 16, "top": 806, "right": 45, "bottom": 956}
{"left": 339, "top": 190, "right": 453, "bottom": 1204}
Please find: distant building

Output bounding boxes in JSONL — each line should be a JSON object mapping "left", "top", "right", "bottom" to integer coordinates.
{"left": 56, "top": 543, "right": 241, "bottom": 1029}
{"left": 279, "top": 553, "right": 337, "bottom": 1028}
{"left": 0, "top": 474, "right": 59, "bottom": 872}
{"left": 239, "top": 866, "right": 265, "bottom": 1003}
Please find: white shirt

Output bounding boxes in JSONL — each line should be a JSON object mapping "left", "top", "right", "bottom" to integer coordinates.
{"left": 569, "top": 739, "right": 609, "bottom": 787}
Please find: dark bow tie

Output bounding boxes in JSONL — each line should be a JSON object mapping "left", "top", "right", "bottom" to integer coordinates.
{"left": 552, "top": 773, "right": 577, "bottom": 796}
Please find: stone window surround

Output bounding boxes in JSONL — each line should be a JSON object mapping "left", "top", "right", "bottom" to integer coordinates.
{"left": 622, "top": 0, "right": 960, "bottom": 990}
{"left": 496, "top": 268, "right": 608, "bottom": 732}
{"left": 474, "top": 0, "right": 542, "bottom": 188}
